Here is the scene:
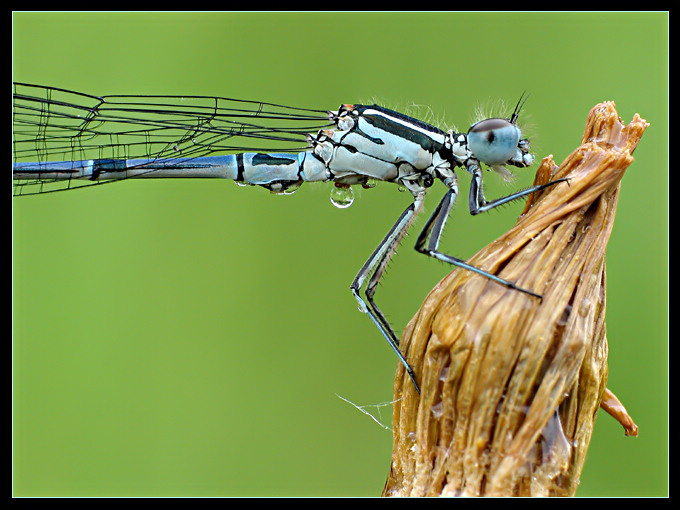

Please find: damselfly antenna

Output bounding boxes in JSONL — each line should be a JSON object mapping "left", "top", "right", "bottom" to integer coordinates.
{"left": 510, "top": 91, "right": 530, "bottom": 125}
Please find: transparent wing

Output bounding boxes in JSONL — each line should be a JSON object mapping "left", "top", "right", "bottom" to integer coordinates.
{"left": 12, "top": 83, "right": 333, "bottom": 195}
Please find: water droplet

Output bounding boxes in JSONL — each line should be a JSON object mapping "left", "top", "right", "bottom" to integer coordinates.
{"left": 362, "top": 178, "right": 376, "bottom": 189}
{"left": 431, "top": 402, "right": 443, "bottom": 419}
{"left": 330, "top": 186, "right": 354, "bottom": 208}
{"left": 284, "top": 183, "right": 302, "bottom": 195}
{"left": 270, "top": 181, "right": 301, "bottom": 195}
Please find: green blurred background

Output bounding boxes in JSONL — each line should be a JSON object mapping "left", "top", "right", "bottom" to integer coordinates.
{"left": 12, "top": 12, "right": 667, "bottom": 497}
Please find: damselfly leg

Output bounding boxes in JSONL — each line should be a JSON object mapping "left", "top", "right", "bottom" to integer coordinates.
{"left": 415, "top": 175, "right": 568, "bottom": 299}
{"left": 351, "top": 192, "right": 425, "bottom": 394}
{"left": 355, "top": 170, "right": 566, "bottom": 393}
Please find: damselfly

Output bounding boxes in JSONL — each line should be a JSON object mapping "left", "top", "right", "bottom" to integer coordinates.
{"left": 12, "top": 83, "right": 562, "bottom": 392}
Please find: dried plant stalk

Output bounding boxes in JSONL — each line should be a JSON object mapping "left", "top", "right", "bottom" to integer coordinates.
{"left": 383, "top": 102, "right": 648, "bottom": 497}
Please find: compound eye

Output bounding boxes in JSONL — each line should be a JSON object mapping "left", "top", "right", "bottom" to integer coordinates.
{"left": 467, "top": 118, "right": 521, "bottom": 166}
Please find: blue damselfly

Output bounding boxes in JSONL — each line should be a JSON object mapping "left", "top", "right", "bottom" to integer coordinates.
{"left": 12, "top": 83, "right": 562, "bottom": 392}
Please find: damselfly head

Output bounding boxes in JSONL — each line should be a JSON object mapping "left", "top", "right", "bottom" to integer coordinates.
{"left": 466, "top": 92, "right": 533, "bottom": 181}
{"left": 467, "top": 117, "right": 522, "bottom": 167}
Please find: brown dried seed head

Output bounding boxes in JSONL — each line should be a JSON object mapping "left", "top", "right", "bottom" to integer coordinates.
{"left": 383, "top": 102, "right": 648, "bottom": 497}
